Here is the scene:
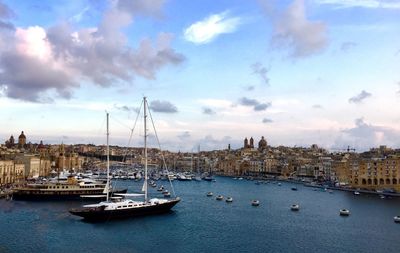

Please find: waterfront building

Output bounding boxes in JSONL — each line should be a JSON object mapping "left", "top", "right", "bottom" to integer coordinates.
{"left": 349, "top": 156, "right": 400, "bottom": 192}
{"left": 0, "top": 160, "right": 25, "bottom": 186}
{"left": 56, "top": 144, "right": 84, "bottom": 172}
{"left": 15, "top": 154, "right": 41, "bottom": 178}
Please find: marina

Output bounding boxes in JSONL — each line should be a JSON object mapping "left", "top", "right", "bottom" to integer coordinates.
{"left": 1, "top": 176, "right": 399, "bottom": 253}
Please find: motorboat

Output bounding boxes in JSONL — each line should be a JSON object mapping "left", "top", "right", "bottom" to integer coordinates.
{"left": 163, "top": 190, "right": 171, "bottom": 198}
{"left": 339, "top": 209, "right": 350, "bottom": 216}
{"left": 291, "top": 204, "right": 300, "bottom": 211}
{"left": 226, "top": 197, "right": 233, "bottom": 203}
{"left": 206, "top": 192, "right": 213, "bottom": 197}
{"left": 251, "top": 200, "right": 260, "bottom": 206}
{"left": 354, "top": 191, "right": 360, "bottom": 195}
{"left": 216, "top": 195, "right": 224, "bottom": 201}
{"left": 291, "top": 187, "right": 298, "bottom": 191}
{"left": 394, "top": 216, "right": 400, "bottom": 223}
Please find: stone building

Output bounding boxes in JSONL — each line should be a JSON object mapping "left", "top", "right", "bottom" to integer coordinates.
{"left": 258, "top": 136, "right": 267, "bottom": 152}
{"left": 0, "top": 160, "right": 25, "bottom": 185}
{"left": 18, "top": 131, "right": 26, "bottom": 148}
{"left": 349, "top": 156, "right": 400, "bottom": 192}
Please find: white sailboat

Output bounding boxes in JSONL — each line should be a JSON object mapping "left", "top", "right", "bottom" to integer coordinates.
{"left": 69, "top": 98, "right": 180, "bottom": 221}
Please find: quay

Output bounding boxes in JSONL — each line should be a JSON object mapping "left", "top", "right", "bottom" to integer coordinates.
{"left": 303, "top": 183, "right": 400, "bottom": 197}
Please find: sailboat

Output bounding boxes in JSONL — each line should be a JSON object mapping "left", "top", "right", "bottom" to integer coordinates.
{"left": 193, "top": 145, "right": 202, "bottom": 181}
{"left": 203, "top": 160, "right": 214, "bottom": 181}
{"left": 69, "top": 98, "right": 180, "bottom": 221}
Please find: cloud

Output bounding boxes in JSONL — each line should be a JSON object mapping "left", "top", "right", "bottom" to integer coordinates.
{"left": 0, "top": 1, "right": 14, "bottom": 30}
{"left": 348, "top": 90, "right": 372, "bottom": 104}
{"left": 260, "top": 0, "right": 328, "bottom": 58}
{"left": 177, "top": 131, "right": 191, "bottom": 140}
{"left": 69, "top": 6, "right": 90, "bottom": 23}
{"left": 183, "top": 11, "right": 242, "bottom": 44}
{"left": 312, "top": 104, "right": 323, "bottom": 109}
{"left": 150, "top": 100, "right": 178, "bottom": 113}
{"left": 397, "top": 81, "right": 400, "bottom": 94}
{"left": 0, "top": 0, "right": 185, "bottom": 102}
{"left": 334, "top": 118, "right": 400, "bottom": 151}
{"left": 251, "top": 62, "right": 270, "bottom": 85}
{"left": 254, "top": 103, "right": 271, "bottom": 111}
{"left": 114, "top": 104, "right": 139, "bottom": 113}
{"left": 197, "top": 135, "right": 234, "bottom": 151}
{"left": 340, "top": 41, "right": 357, "bottom": 52}
{"left": 316, "top": 0, "right": 400, "bottom": 9}
{"left": 116, "top": 0, "right": 165, "bottom": 17}
{"left": 245, "top": 85, "right": 255, "bottom": 91}
{"left": 239, "top": 97, "right": 271, "bottom": 111}
{"left": 202, "top": 107, "right": 216, "bottom": 115}
{"left": 262, "top": 118, "right": 273, "bottom": 123}
{"left": 0, "top": 1, "right": 14, "bottom": 19}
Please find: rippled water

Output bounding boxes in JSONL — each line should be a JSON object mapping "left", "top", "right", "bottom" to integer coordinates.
{"left": 1, "top": 177, "right": 399, "bottom": 253}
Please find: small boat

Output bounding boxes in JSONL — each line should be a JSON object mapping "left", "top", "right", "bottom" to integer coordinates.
{"left": 216, "top": 195, "right": 224, "bottom": 201}
{"left": 291, "top": 187, "right": 298, "bottom": 191}
{"left": 206, "top": 192, "right": 213, "bottom": 197}
{"left": 394, "top": 216, "right": 400, "bottom": 223}
{"left": 354, "top": 191, "right": 360, "bottom": 195}
{"left": 238, "top": 177, "right": 243, "bottom": 180}
{"left": 291, "top": 204, "right": 300, "bottom": 211}
{"left": 157, "top": 186, "right": 164, "bottom": 192}
{"left": 163, "top": 191, "right": 171, "bottom": 198}
{"left": 277, "top": 183, "right": 281, "bottom": 186}
{"left": 380, "top": 195, "right": 386, "bottom": 199}
{"left": 339, "top": 209, "right": 350, "bottom": 216}
{"left": 251, "top": 200, "right": 260, "bottom": 206}
{"left": 226, "top": 197, "right": 233, "bottom": 203}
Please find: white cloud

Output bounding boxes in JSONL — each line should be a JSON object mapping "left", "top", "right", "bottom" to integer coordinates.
{"left": 183, "top": 11, "right": 242, "bottom": 44}
{"left": 316, "top": 0, "right": 400, "bottom": 9}
{"left": 260, "top": 0, "right": 328, "bottom": 58}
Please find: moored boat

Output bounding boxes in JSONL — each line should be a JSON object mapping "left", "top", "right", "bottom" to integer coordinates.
{"left": 339, "top": 209, "right": 350, "bottom": 216}
{"left": 216, "top": 195, "right": 223, "bottom": 200}
{"left": 226, "top": 197, "right": 233, "bottom": 203}
{"left": 394, "top": 216, "right": 400, "bottom": 223}
{"left": 252, "top": 200, "right": 260, "bottom": 206}
{"left": 291, "top": 204, "right": 300, "bottom": 211}
{"left": 12, "top": 177, "right": 127, "bottom": 201}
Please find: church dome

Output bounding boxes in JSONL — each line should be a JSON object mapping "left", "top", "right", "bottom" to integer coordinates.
{"left": 19, "top": 131, "right": 26, "bottom": 139}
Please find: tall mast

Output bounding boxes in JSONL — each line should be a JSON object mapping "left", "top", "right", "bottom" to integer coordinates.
{"left": 106, "top": 112, "right": 110, "bottom": 202}
{"left": 144, "top": 97, "right": 148, "bottom": 202}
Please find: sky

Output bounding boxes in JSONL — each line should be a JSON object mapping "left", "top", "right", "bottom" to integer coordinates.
{"left": 0, "top": 0, "right": 399, "bottom": 152}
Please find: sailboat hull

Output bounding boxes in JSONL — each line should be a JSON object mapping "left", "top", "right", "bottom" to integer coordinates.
{"left": 69, "top": 198, "right": 180, "bottom": 221}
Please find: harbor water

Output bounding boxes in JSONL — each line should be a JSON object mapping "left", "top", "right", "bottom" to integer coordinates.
{"left": 0, "top": 177, "right": 399, "bottom": 253}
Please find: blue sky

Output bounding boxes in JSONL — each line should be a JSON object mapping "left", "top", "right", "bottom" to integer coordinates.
{"left": 0, "top": 0, "right": 399, "bottom": 151}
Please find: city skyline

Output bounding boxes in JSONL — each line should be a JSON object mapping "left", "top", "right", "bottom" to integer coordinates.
{"left": 0, "top": 0, "right": 399, "bottom": 151}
